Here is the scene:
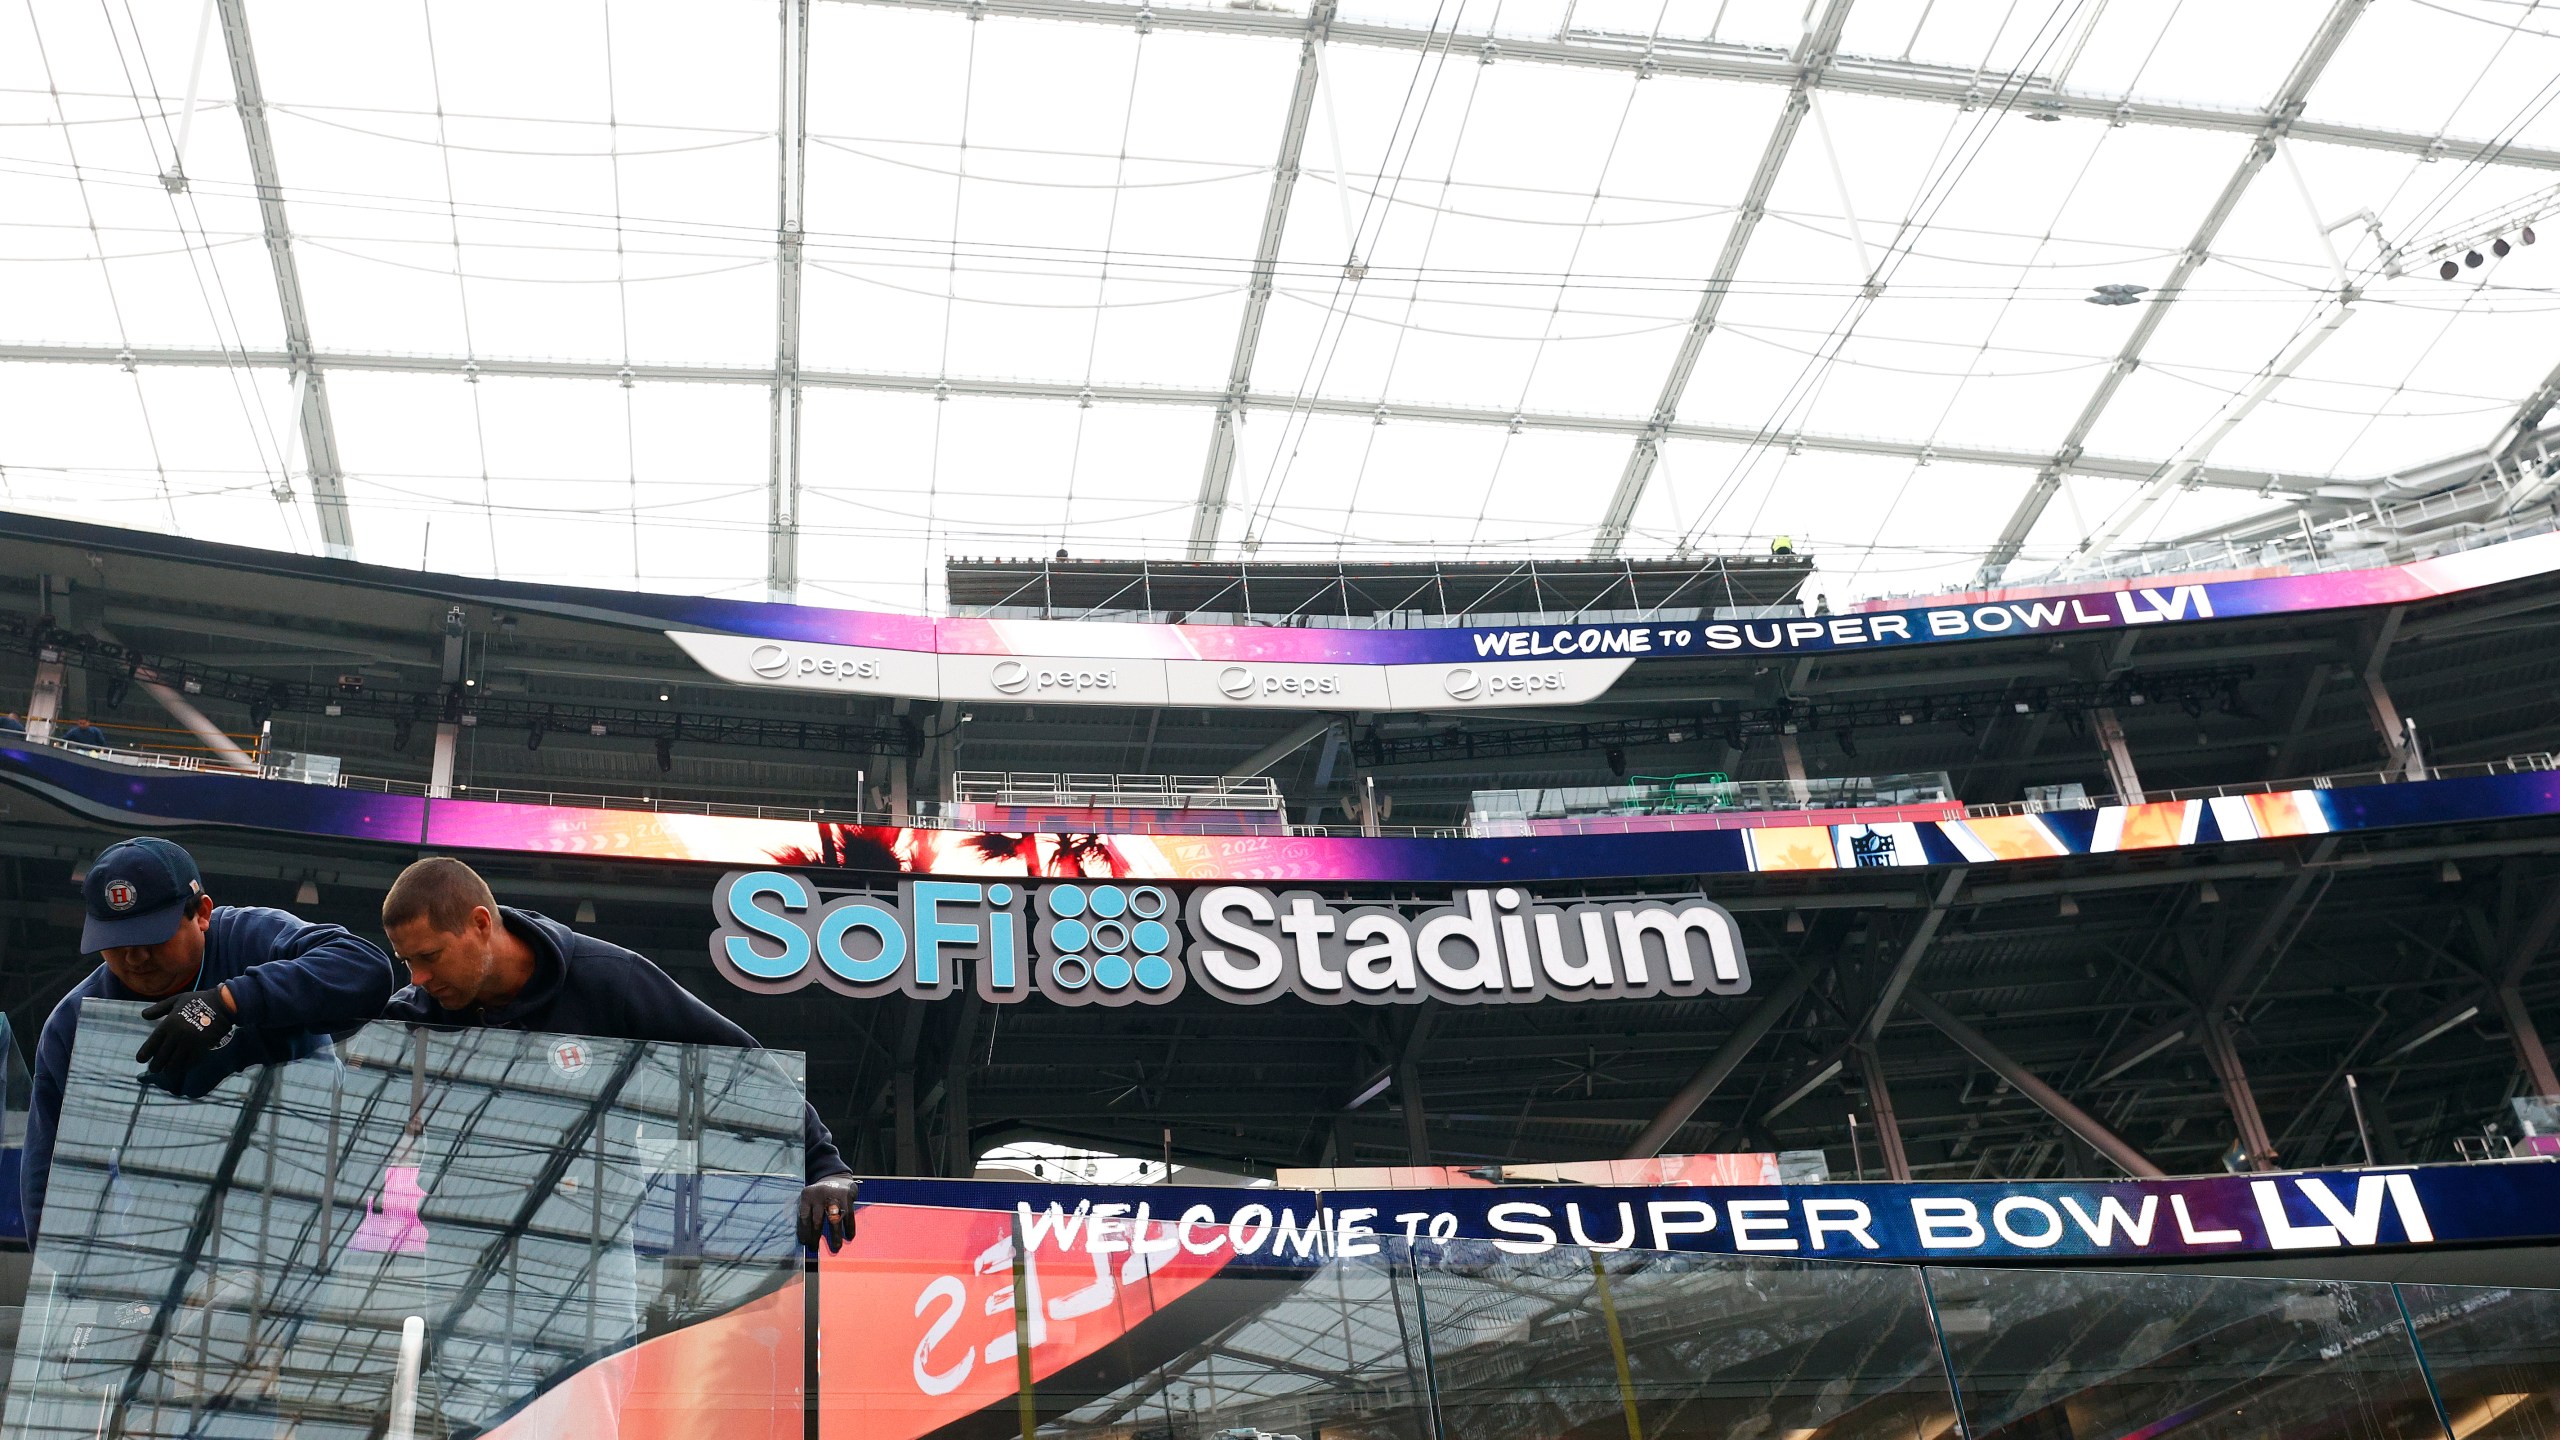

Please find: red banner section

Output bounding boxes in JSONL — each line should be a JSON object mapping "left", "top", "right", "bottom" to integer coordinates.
{"left": 820, "top": 1202, "right": 1240, "bottom": 1440}
{"left": 481, "top": 1278, "right": 805, "bottom": 1440}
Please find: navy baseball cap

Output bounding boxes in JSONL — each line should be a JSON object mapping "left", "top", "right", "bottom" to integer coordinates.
{"left": 81, "top": 837, "right": 206, "bottom": 954}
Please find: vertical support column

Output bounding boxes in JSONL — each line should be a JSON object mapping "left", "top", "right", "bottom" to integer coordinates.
{"left": 23, "top": 576, "right": 65, "bottom": 743}
{"left": 1397, "top": 1056, "right": 1430, "bottom": 1163}
{"left": 2091, "top": 706, "right": 2144, "bottom": 803}
{"left": 1857, "top": 1044, "right": 1912, "bottom": 1181}
{"left": 2358, "top": 607, "right": 2426, "bottom": 780}
{"left": 2199, "top": 1015, "right": 2278, "bottom": 1171}
{"left": 1776, "top": 732, "right": 1810, "bottom": 803}
{"left": 428, "top": 606, "right": 465, "bottom": 798}
{"left": 945, "top": 995, "right": 982, "bottom": 1177}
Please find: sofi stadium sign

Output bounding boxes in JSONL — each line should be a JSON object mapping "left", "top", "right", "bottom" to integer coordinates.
{"left": 710, "top": 873, "right": 1749, "bottom": 1006}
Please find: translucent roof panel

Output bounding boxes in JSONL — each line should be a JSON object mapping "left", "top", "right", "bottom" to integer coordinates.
{"left": 5, "top": 0, "right": 2559, "bottom": 606}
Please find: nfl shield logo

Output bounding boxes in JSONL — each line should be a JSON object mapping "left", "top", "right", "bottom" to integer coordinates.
{"left": 104, "top": 879, "right": 139, "bottom": 912}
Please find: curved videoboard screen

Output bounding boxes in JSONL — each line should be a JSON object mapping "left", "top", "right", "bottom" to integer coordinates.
{"left": 5, "top": 740, "right": 2554, "bottom": 882}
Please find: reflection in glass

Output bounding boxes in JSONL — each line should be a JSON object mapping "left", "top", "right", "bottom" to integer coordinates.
{"left": 818, "top": 1203, "right": 1435, "bottom": 1440}
{"left": 2397, "top": 1282, "right": 2560, "bottom": 1439}
{"left": 1417, "top": 1240, "right": 1957, "bottom": 1440}
{"left": 1930, "top": 1266, "right": 2443, "bottom": 1440}
{"left": 3, "top": 1002, "right": 805, "bottom": 1440}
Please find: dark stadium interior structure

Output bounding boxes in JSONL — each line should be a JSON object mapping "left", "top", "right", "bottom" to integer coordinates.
{"left": 3, "top": 513, "right": 2557, "bottom": 1187}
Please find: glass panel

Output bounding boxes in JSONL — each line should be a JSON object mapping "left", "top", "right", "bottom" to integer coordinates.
{"left": 2397, "top": 1282, "right": 2560, "bottom": 1439}
{"left": 4, "top": 1001, "right": 805, "bottom": 1440}
{"left": 1419, "top": 1240, "right": 1958, "bottom": 1440}
{"left": 819, "top": 1200, "right": 1437, "bottom": 1440}
{"left": 1930, "top": 1265, "right": 2443, "bottom": 1440}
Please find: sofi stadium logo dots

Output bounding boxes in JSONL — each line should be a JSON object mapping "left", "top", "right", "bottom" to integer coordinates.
{"left": 1037, "top": 883, "right": 1180, "bottom": 1004}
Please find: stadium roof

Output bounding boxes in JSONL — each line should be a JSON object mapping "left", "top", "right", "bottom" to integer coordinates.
{"left": 4, "top": 0, "right": 2559, "bottom": 612}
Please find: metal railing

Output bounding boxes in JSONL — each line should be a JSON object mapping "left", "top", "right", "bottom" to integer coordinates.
{"left": 950, "top": 771, "right": 1285, "bottom": 812}
{"left": 1960, "top": 751, "right": 2560, "bottom": 817}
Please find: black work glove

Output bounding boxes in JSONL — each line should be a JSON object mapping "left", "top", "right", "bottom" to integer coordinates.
{"left": 798, "top": 1175, "right": 860, "bottom": 1252}
{"left": 136, "top": 990, "right": 238, "bottom": 1079}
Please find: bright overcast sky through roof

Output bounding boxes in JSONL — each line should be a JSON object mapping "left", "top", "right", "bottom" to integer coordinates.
{"left": 3, "top": 0, "right": 2558, "bottom": 612}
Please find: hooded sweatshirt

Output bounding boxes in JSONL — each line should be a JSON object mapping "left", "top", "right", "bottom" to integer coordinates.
{"left": 379, "top": 908, "right": 849, "bottom": 1182}
{"left": 25, "top": 905, "right": 402, "bottom": 1243}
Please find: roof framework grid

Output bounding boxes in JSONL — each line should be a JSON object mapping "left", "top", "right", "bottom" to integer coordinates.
{"left": 214, "top": 0, "right": 353, "bottom": 558}
{"left": 831, "top": 0, "right": 2560, "bottom": 171}
{"left": 1975, "top": 0, "right": 2372, "bottom": 583}
{"left": 1588, "top": 0, "right": 1853, "bottom": 559}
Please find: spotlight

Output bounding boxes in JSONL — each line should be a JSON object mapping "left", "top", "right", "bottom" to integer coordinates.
{"left": 2440, "top": 859, "right": 2462, "bottom": 884}
{"left": 2013, "top": 700, "right": 2032, "bottom": 714}
{"left": 103, "top": 679, "right": 127, "bottom": 709}
{"left": 2494, "top": 237, "right": 2512, "bottom": 258}
{"left": 1957, "top": 713, "right": 1978, "bottom": 737}
{"left": 1897, "top": 711, "right": 1915, "bottom": 726}
{"left": 69, "top": 859, "right": 90, "bottom": 885}
{"left": 655, "top": 736, "right": 675, "bottom": 772}
{"left": 2524, "top": 226, "right": 2538, "bottom": 245}
{"left": 525, "top": 726, "right": 544, "bottom": 752}
{"left": 1605, "top": 746, "right": 1627, "bottom": 777}
{"left": 1785, "top": 909, "right": 1806, "bottom": 935}
{"left": 2466, "top": 249, "right": 2483, "bottom": 268}
{"left": 249, "top": 697, "right": 273, "bottom": 726}
{"left": 658, "top": 690, "right": 672, "bottom": 703}
{"left": 1836, "top": 729, "right": 1858, "bottom": 758}
{"left": 2058, "top": 894, "right": 2081, "bottom": 918}
{"left": 295, "top": 877, "right": 320, "bottom": 906}
{"left": 2441, "top": 260, "right": 2461, "bottom": 280}
{"left": 2198, "top": 879, "right": 2221, "bottom": 905}
{"left": 575, "top": 900, "right": 598, "bottom": 924}
{"left": 589, "top": 721, "right": 608, "bottom": 738}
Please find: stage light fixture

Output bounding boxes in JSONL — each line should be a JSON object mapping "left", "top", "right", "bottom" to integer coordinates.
{"left": 525, "top": 727, "right": 543, "bottom": 751}
{"left": 2198, "top": 879, "right": 2221, "bottom": 905}
{"left": 2466, "top": 249, "right": 2484, "bottom": 267}
{"left": 2058, "top": 894, "right": 2081, "bottom": 918}
{"left": 2523, "top": 226, "right": 2537, "bottom": 245}
{"left": 575, "top": 900, "right": 598, "bottom": 924}
{"left": 2494, "top": 237, "right": 2512, "bottom": 257}
{"left": 1836, "top": 729, "right": 1858, "bottom": 758}
{"left": 2440, "top": 859, "right": 2462, "bottom": 884}
{"left": 2441, "top": 260, "right": 2460, "bottom": 280}
{"left": 655, "top": 736, "right": 675, "bottom": 772}
{"left": 1785, "top": 909, "right": 1806, "bottom": 934}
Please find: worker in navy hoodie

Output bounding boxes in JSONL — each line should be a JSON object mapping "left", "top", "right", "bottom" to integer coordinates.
{"left": 24, "top": 837, "right": 402, "bottom": 1243}
{"left": 376, "top": 856, "right": 859, "bottom": 1251}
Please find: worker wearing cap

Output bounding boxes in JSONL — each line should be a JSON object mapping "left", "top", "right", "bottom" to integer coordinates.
{"left": 375, "top": 856, "right": 860, "bottom": 1252}
{"left": 23, "top": 837, "right": 402, "bottom": 1242}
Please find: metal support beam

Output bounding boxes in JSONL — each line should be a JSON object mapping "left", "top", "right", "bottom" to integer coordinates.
{"left": 1977, "top": 0, "right": 2371, "bottom": 582}
{"left": 823, "top": 0, "right": 2560, "bottom": 172}
{"left": 768, "top": 0, "right": 812, "bottom": 602}
{"left": 2199, "top": 1011, "right": 2279, "bottom": 1171}
{"left": 1863, "top": 868, "right": 1967, "bottom": 1043}
{"left": 2091, "top": 705, "right": 2144, "bottom": 804}
{"left": 1901, "top": 989, "right": 2165, "bottom": 1178}
{"left": 2497, "top": 884, "right": 2560, "bottom": 1097}
{"left": 1856, "top": 1042, "right": 1911, "bottom": 1181}
{"left": 1191, "top": 0, "right": 1337, "bottom": 558}
{"left": 1591, "top": 0, "right": 1853, "bottom": 557}
{"left": 1624, "top": 959, "right": 1826, "bottom": 1158}
{"left": 213, "top": 0, "right": 353, "bottom": 558}
{"left": 1222, "top": 715, "right": 1338, "bottom": 780}
{"left": 0, "top": 343, "right": 2372, "bottom": 498}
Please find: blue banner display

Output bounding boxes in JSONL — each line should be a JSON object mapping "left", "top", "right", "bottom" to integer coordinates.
{"left": 861, "top": 1161, "right": 2560, "bottom": 1266}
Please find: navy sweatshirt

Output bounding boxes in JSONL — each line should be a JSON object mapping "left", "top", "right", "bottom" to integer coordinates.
{"left": 380, "top": 908, "right": 849, "bottom": 1184}
{"left": 25, "top": 906, "right": 403, "bottom": 1243}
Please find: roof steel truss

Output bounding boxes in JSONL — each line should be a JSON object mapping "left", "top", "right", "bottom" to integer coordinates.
{"left": 213, "top": 0, "right": 354, "bottom": 559}
{"left": 10, "top": 341, "right": 2391, "bottom": 501}
{"left": 1976, "top": 0, "right": 2372, "bottom": 583}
